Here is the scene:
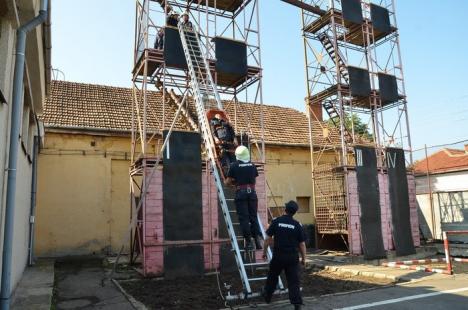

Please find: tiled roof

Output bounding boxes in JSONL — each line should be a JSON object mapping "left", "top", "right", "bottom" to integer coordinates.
{"left": 43, "top": 80, "right": 341, "bottom": 146}
{"left": 413, "top": 147, "right": 468, "bottom": 175}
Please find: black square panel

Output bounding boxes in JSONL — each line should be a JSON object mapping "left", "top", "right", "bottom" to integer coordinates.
{"left": 385, "top": 148, "right": 416, "bottom": 256}
{"left": 370, "top": 4, "right": 392, "bottom": 34}
{"left": 378, "top": 73, "right": 399, "bottom": 104}
{"left": 342, "top": 0, "right": 364, "bottom": 25}
{"left": 354, "top": 146, "right": 386, "bottom": 260}
{"left": 215, "top": 37, "right": 248, "bottom": 86}
{"left": 163, "top": 26, "right": 188, "bottom": 70}
{"left": 164, "top": 246, "right": 205, "bottom": 278}
{"left": 163, "top": 131, "right": 202, "bottom": 241}
{"left": 348, "top": 66, "right": 371, "bottom": 97}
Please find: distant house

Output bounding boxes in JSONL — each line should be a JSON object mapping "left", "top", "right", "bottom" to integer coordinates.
{"left": 414, "top": 146, "right": 468, "bottom": 241}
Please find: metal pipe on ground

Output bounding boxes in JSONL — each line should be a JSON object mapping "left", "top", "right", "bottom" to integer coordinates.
{"left": 0, "top": 0, "right": 49, "bottom": 309}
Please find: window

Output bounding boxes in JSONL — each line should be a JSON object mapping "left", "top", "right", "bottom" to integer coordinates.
{"left": 296, "top": 196, "right": 311, "bottom": 214}
{"left": 438, "top": 191, "right": 468, "bottom": 224}
{"left": 21, "top": 101, "right": 30, "bottom": 146}
{"left": 20, "top": 87, "right": 36, "bottom": 159}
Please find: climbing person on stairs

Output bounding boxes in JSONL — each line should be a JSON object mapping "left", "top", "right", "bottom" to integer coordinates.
{"left": 225, "top": 146, "right": 263, "bottom": 250}
{"left": 210, "top": 113, "right": 236, "bottom": 176}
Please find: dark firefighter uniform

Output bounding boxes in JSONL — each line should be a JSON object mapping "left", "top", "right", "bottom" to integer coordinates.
{"left": 227, "top": 159, "right": 262, "bottom": 249}
{"left": 263, "top": 201, "right": 306, "bottom": 307}
{"left": 211, "top": 117, "right": 236, "bottom": 174}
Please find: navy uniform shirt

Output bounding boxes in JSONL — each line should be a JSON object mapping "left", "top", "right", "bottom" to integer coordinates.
{"left": 227, "top": 161, "right": 258, "bottom": 185}
{"left": 266, "top": 215, "right": 306, "bottom": 255}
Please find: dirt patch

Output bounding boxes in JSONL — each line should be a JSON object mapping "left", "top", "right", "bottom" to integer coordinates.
{"left": 119, "top": 269, "right": 393, "bottom": 309}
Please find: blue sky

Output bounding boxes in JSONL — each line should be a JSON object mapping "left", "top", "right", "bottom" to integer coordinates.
{"left": 52, "top": 1, "right": 468, "bottom": 158}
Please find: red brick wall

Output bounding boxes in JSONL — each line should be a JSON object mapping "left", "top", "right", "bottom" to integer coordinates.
{"left": 143, "top": 167, "right": 164, "bottom": 276}
{"left": 141, "top": 164, "right": 271, "bottom": 276}
{"left": 347, "top": 171, "right": 420, "bottom": 255}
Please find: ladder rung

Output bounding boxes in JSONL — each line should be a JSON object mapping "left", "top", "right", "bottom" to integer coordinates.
{"left": 244, "top": 262, "right": 269, "bottom": 267}
{"left": 248, "top": 277, "right": 267, "bottom": 281}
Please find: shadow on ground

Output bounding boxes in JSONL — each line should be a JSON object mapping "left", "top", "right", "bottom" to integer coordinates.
{"left": 53, "top": 257, "right": 133, "bottom": 310}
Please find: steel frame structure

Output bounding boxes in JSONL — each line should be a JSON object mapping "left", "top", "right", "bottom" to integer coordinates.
{"left": 298, "top": 0, "right": 413, "bottom": 247}
{"left": 129, "top": 0, "right": 265, "bottom": 264}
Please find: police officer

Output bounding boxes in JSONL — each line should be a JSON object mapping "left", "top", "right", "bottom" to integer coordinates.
{"left": 262, "top": 201, "right": 306, "bottom": 309}
{"left": 225, "top": 146, "right": 262, "bottom": 250}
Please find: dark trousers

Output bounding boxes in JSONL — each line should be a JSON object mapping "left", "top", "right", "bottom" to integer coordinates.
{"left": 234, "top": 190, "right": 260, "bottom": 239}
{"left": 264, "top": 253, "right": 302, "bottom": 305}
{"left": 219, "top": 144, "right": 235, "bottom": 175}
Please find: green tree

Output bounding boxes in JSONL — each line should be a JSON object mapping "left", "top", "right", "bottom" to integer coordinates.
{"left": 327, "top": 113, "right": 373, "bottom": 141}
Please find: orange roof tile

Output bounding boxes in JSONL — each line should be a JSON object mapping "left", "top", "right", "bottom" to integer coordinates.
{"left": 43, "top": 80, "right": 341, "bottom": 147}
{"left": 413, "top": 147, "right": 468, "bottom": 175}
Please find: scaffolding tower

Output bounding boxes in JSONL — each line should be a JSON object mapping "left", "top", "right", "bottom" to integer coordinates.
{"left": 129, "top": 0, "right": 267, "bottom": 284}
{"left": 297, "top": 0, "right": 413, "bottom": 248}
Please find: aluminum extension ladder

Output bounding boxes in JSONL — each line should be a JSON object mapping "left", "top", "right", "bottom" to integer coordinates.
{"left": 177, "top": 21, "right": 284, "bottom": 295}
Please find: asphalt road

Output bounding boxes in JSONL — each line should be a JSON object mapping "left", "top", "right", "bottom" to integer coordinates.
{"left": 257, "top": 274, "right": 468, "bottom": 310}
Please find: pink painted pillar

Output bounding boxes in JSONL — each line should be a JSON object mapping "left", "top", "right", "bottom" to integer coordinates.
{"left": 255, "top": 168, "right": 268, "bottom": 260}
{"left": 202, "top": 168, "right": 220, "bottom": 270}
{"left": 407, "top": 175, "right": 421, "bottom": 247}
{"left": 143, "top": 167, "right": 164, "bottom": 276}
{"left": 347, "top": 171, "right": 362, "bottom": 255}
{"left": 378, "top": 173, "right": 394, "bottom": 251}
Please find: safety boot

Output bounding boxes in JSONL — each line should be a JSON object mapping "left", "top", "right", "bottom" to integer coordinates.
{"left": 254, "top": 235, "right": 263, "bottom": 250}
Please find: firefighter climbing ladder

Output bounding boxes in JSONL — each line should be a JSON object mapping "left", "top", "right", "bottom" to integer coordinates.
{"left": 177, "top": 21, "right": 284, "bottom": 295}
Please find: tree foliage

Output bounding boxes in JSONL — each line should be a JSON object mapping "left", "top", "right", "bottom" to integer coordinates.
{"left": 327, "top": 113, "right": 373, "bottom": 141}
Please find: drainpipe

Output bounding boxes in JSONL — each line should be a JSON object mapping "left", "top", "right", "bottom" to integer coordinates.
{"left": 1, "top": 1, "right": 49, "bottom": 309}
{"left": 28, "top": 117, "right": 41, "bottom": 266}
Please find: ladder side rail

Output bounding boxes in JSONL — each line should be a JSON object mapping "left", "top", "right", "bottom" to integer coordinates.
{"left": 178, "top": 22, "right": 252, "bottom": 294}
{"left": 191, "top": 28, "right": 223, "bottom": 110}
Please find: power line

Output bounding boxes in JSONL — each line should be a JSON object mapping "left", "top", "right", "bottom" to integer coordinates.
{"left": 413, "top": 138, "right": 468, "bottom": 152}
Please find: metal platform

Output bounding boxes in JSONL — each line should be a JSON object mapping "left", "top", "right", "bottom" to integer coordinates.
{"left": 303, "top": 9, "right": 397, "bottom": 47}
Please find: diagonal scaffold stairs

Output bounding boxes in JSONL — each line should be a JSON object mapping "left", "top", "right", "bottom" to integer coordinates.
{"left": 177, "top": 21, "right": 284, "bottom": 296}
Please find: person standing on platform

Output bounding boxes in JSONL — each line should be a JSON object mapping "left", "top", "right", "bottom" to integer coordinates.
{"left": 262, "top": 201, "right": 306, "bottom": 310}
{"left": 165, "top": 6, "right": 179, "bottom": 27}
{"left": 154, "top": 28, "right": 164, "bottom": 50}
{"left": 180, "top": 11, "right": 193, "bottom": 30}
{"left": 225, "top": 146, "right": 263, "bottom": 250}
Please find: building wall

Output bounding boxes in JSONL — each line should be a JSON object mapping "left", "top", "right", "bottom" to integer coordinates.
{"left": 35, "top": 132, "right": 317, "bottom": 256}
{"left": 0, "top": 0, "right": 48, "bottom": 292}
{"left": 35, "top": 133, "right": 132, "bottom": 256}
{"left": 263, "top": 146, "right": 316, "bottom": 224}
{"left": 416, "top": 171, "right": 468, "bottom": 241}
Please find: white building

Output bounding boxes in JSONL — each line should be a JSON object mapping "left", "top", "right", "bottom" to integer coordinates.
{"left": 414, "top": 146, "right": 468, "bottom": 242}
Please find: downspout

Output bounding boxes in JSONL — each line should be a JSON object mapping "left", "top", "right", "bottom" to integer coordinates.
{"left": 0, "top": 1, "right": 49, "bottom": 309}
{"left": 28, "top": 117, "right": 41, "bottom": 266}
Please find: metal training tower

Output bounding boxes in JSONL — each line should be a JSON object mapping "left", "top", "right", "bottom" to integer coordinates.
{"left": 129, "top": 0, "right": 283, "bottom": 296}
{"left": 297, "top": 0, "right": 412, "bottom": 248}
